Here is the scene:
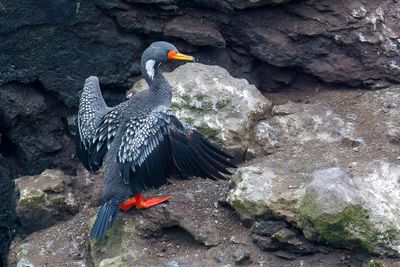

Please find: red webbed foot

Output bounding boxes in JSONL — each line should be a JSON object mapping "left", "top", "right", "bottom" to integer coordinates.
{"left": 119, "top": 193, "right": 172, "bottom": 211}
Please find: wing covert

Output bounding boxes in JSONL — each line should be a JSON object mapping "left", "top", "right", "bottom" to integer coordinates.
{"left": 117, "top": 105, "right": 235, "bottom": 192}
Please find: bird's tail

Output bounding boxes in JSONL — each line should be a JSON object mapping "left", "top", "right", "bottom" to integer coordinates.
{"left": 90, "top": 200, "right": 119, "bottom": 240}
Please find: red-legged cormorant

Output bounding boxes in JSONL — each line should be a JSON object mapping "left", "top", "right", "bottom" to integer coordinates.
{"left": 76, "top": 41, "right": 235, "bottom": 240}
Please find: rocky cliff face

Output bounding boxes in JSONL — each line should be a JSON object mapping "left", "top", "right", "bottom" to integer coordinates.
{"left": 1, "top": 0, "right": 400, "bottom": 266}
{"left": 2, "top": 0, "right": 400, "bottom": 176}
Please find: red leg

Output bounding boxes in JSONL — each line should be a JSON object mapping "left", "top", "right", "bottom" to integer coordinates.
{"left": 119, "top": 193, "right": 172, "bottom": 211}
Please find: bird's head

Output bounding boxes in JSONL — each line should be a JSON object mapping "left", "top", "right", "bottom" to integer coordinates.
{"left": 141, "top": 41, "right": 194, "bottom": 81}
{"left": 142, "top": 41, "right": 195, "bottom": 63}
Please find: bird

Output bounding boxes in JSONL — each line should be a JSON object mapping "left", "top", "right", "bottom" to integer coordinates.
{"left": 76, "top": 41, "right": 236, "bottom": 241}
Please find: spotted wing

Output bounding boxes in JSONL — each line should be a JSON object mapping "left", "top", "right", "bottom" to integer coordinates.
{"left": 117, "top": 105, "right": 235, "bottom": 192}
{"left": 89, "top": 104, "right": 127, "bottom": 172}
{"left": 76, "top": 76, "right": 111, "bottom": 172}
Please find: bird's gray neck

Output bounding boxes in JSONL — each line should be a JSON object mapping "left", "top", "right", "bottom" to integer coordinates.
{"left": 141, "top": 59, "right": 172, "bottom": 103}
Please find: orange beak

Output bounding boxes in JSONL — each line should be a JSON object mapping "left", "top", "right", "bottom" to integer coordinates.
{"left": 168, "top": 51, "right": 195, "bottom": 61}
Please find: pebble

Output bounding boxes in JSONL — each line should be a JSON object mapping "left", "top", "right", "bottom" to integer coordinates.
{"left": 348, "top": 162, "right": 357, "bottom": 168}
{"left": 234, "top": 248, "right": 250, "bottom": 264}
{"left": 213, "top": 251, "right": 225, "bottom": 263}
{"left": 229, "top": 235, "right": 240, "bottom": 244}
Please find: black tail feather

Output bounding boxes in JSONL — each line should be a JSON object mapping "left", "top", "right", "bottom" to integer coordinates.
{"left": 90, "top": 200, "right": 119, "bottom": 241}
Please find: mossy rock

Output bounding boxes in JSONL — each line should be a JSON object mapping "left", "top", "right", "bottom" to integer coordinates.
{"left": 18, "top": 192, "right": 46, "bottom": 211}
{"left": 299, "top": 190, "right": 397, "bottom": 254}
{"left": 89, "top": 214, "right": 143, "bottom": 267}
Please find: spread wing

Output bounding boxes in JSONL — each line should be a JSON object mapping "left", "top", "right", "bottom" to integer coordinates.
{"left": 76, "top": 76, "right": 112, "bottom": 172}
{"left": 117, "top": 105, "right": 235, "bottom": 192}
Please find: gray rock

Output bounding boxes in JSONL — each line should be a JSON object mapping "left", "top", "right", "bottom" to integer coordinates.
{"left": 15, "top": 169, "right": 79, "bottom": 233}
{"left": 227, "top": 0, "right": 291, "bottom": 9}
{"left": 9, "top": 212, "right": 92, "bottom": 267}
{"left": 226, "top": 1, "right": 400, "bottom": 87}
{"left": 347, "top": 1, "right": 368, "bottom": 19}
{"left": 227, "top": 161, "right": 302, "bottom": 220}
{"left": 299, "top": 163, "right": 400, "bottom": 256}
{"left": 251, "top": 220, "right": 288, "bottom": 236}
{"left": 271, "top": 228, "right": 320, "bottom": 255}
{"left": 386, "top": 127, "right": 400, "bottom": 144}
{"left": 252, "top": 234, "right": 280, "bottom": 251}
{"left": 164, "top": 16, "right": 226, "bottom": 47}
{"left": 228, "top": 144, "right": 400, "bottom": 256}
{"left": 233, "top": 248, "right": 250, "bottom": 264}
{"left": 213, "top": 251, "right": 226, "bottom": 263}
{"left": 0, "top": 83, "right": 74, "bottom": 174}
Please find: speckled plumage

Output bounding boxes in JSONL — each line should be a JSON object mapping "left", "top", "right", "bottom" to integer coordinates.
{"left": 76, "top": 42, "right": 235, "bottom": 240}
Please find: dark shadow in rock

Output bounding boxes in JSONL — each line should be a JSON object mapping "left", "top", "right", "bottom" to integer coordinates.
{"left": 0, "top": 169, "right": 17, "bottom": 267}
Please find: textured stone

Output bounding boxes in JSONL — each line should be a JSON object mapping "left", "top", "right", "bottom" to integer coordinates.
{"left": 9, "top": 212, "right": 92, "bottom": 267}
{"left": 164, "top": 16, "right": 226, "bottom": 47}
{"left": 251, "top": 220, "right": 288, "bottom": 237}
{"left": 298, "top": 165, "right": 400, "bottom": 256}
{"left": 227, "top": 0, "right": 290, "bottom": 9}
{"left": 229, "top": 159, "right": 400, "bottom": 256}
{"left": 15, "top": 170, "right": 78, "bottom": 233}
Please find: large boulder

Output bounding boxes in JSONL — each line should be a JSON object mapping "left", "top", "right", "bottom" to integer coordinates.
{"left": 128, "top": 63, "right": 272, "bottom": 159}
{"left": 228, "top": 159, "right": 400, "bottom": 256}
{"left": 299, "top": 164, "right": 400, "bottom": 256}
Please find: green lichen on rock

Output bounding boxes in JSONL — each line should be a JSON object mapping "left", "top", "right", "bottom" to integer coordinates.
{"left": 227, "top": 197, "right": 270, "bottom": 219}
{"left": 89, "top": 215, "right": 141, "bottom": 267}
{"left": 272, "top": 228, "right": 294, "bottom": 243}
{"left": 98, "top": 253, "right": 139, "bottom": 267}
{"left": 365, "top": 260, "right": 386, "bottom": 267}
{"left": 195, "top": 123, "right": 219, "bottom": 138}
{"left": 18, "top": 192, "right": 46, "bottom": 211}
{"left": 299, "top": 190, "right": 394, "bottom": 254}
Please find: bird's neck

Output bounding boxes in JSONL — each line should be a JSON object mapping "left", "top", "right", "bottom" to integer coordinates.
{"left": 141, "top": 59, "right": 172, "bottom": 102}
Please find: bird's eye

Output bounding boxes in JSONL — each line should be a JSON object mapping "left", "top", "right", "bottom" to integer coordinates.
{"left": 167, "top": 51, "right": 177, "bottom": 61}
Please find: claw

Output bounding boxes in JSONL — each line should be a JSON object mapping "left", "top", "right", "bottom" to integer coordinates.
{"left": 119, "top": 193, "right": 172, "bottom": 211}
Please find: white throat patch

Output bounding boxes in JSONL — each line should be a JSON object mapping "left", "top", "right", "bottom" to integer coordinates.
{"left": 145, "top": 60, "right": 156, "bottom": 80}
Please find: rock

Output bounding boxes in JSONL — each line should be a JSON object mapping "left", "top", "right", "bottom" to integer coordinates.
{"left": 0, "top": 169, "right": 17, "bottom": 266}
{"left": 226, "top": 1, "right": 400, "bottom": 87}
{"left": 230, "top": 158, "right": 400, "bottom": 256}
{"left": 89, "top": 214, "right": 144, "bottom": 266}
{"left": 386, "top": 127, "right": 400, "bottom": 144}
{"left": 8, "top": 211, "right": 92, "bottom": 267}
{"left": 299, "top": 163, "right": 400, "bottom": 256}
{"left": 0, "top": 83, "right": 76, "bottom": 175}
{"left": 271, "top": 228, "right": 320, "bottom": 255}
{"left": 164, "top": 16, "right": 226, "bottom": 47}
{"left": 233, "top": 248, "right": 250, "bottom": 264}
{"left": 227, "top": 162, "right": 300, "bottom": 220}
{"left": 251, "top": 220, "right": 288, "bottom": 236}
{"left": 273, "top": 250, "right": 296, "bottom": 260}
{"left": 15, "top": 169, "right": 79, "bottom": 233}
{"left": 250, "top": 100, "right": 370, "bottom": 156}
{"left": 252, "top": 235, "right": 280, "bottom": 251}
{"left": 213, "top": 251, "right": 226, "bottom": 263}
{"left": 347, "top": 1, "right": 368, "bottom": 19}
{"left": 227, "top": 0, "right": 291, "bottom": 9}
{"left": 226, "top": 87, "right": 400, "bottom": 256}
{"left": 128, "top": 63, "right": 272, "bottom": 158}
